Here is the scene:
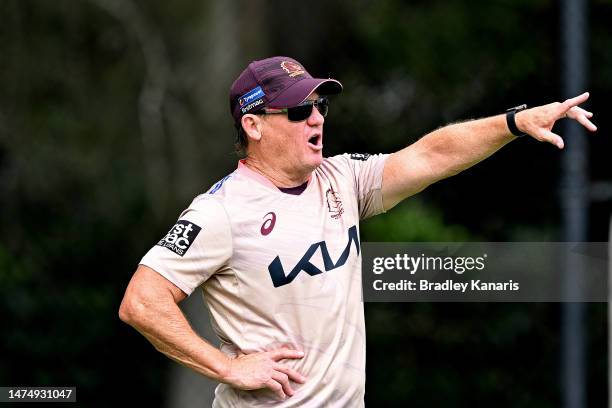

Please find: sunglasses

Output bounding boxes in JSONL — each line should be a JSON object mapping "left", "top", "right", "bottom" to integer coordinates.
{"left": 259, "top": 97, "right": 329, "bottom": 122}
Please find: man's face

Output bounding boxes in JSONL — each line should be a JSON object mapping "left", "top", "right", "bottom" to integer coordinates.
{"left": 259, "top": 92, "right": 325, "bottom": 174}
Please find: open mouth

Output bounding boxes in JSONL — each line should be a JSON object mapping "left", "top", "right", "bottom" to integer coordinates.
{"left": 307, "top": 134, "right": 322, "bottom": 150}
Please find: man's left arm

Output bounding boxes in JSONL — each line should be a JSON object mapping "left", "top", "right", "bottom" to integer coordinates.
{"left": 382, "top": 92, "right": 597, "bottom": 210}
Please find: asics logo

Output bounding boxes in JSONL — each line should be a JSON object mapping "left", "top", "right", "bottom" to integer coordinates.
{"left": 261, "top": 212, "right": 276, "bottom": 236}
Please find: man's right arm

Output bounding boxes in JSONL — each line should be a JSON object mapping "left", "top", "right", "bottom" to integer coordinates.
{"left": 119, "top": 265, "right": 306, "bottom": 401}
{"left": 119, "top": 265, "right": 229, "bottom": 379}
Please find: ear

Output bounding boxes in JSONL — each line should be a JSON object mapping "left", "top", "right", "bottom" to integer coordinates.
{"left": 241, "top": 114, "right": 264, "bottom": 143}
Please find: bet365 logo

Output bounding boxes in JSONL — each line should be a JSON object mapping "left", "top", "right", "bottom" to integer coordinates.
{"left": 157, "top": 220, "right": 202, "bottom": 256}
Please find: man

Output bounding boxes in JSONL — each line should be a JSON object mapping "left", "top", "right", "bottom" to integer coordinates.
{"left": 119, "top": 56, "right": 596, "bottom": 407}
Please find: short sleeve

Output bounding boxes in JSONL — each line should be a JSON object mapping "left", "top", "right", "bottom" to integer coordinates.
{"left": 340, "top": 153, "right": 389, "bottom": 220}
{"left": 139, "top": 196, "right": 233, "bottom": 296}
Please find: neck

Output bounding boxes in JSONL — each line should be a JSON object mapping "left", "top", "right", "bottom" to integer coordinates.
{"left": 243, "top": 155, "right": 311, "bottom": 188}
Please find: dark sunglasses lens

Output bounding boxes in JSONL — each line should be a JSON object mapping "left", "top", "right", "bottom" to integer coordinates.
{"left": 316, "top": 98, "right": 329, "bottom": 117}
{"left": 287, "top": 104, "right": 313, "bottom": 121}
{"left": 286, "top": 98, "right": 329, "bottom": 121}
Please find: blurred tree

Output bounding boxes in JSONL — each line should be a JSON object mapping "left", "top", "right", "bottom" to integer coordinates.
{"left": 0, "top": 0, "right": 608, "bottom": 406}
{"left": 89, "top": 0, "right": 172, "bottom": 219}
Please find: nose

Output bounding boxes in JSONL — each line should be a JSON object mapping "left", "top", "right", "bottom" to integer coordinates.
{"left": 307, "top": 104, "right": 325, "bottom": 127}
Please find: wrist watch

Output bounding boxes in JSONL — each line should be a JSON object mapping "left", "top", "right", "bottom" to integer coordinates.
{"left": 505, "top": 104, "right": 528, "bottom": 137}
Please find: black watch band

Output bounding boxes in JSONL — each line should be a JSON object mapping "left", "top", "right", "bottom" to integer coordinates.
{"left": 505, "top": 104, "right": 528, "bottom": 137}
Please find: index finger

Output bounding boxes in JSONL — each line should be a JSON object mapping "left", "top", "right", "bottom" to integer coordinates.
{"left": 562, "top": 92, "right": 590, "bottom": 111}
{"left": 269, "top": 349, "right": 305, "bottom": 361}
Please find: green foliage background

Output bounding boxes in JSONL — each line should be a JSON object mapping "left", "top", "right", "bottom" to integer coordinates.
{"left": 1, "top": 0, "right": 610, "bottom": 406}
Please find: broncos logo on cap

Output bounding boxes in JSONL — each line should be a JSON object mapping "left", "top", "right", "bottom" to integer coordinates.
{"left": 281, "top": 61, "right": 305, "bottom": 77}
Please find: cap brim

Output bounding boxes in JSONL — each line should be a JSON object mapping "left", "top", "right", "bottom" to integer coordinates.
{"left": 268, "top": 78, "right": 343, "bottom": 108}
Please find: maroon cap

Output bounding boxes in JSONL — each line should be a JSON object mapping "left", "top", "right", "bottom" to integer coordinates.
{"left": 229, "top": 56, "right": 342, "bottom": 125}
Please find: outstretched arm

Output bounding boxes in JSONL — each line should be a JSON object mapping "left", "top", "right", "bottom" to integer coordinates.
{"left": 381, "top": 92, "right": 597, "bottom": 210}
